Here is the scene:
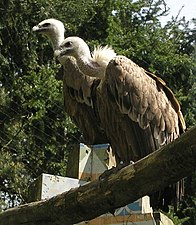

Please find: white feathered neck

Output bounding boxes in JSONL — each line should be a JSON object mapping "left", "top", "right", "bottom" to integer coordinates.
{"left": 77, "top": 44, "right": 116, "bottom": 79}
{"left": 55, "top": 36, "right": 116, "bottom": 78}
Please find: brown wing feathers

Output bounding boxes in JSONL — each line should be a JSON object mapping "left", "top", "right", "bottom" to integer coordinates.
{"left": 106, "top": 56, "right": 184, "bottom": 147}
{"left": 100, "top": 55, "right": 185, "bottom": 211}
{"left": 62, "top": 58, "right": 108, "bottom": 144}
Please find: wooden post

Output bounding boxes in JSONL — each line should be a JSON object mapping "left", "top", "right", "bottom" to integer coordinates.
{"left": 66, "top": 143, "right": 80, "bottom": 178}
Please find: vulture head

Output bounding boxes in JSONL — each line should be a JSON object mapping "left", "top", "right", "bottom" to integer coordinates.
{"left": 55, "top": 36, "right": 91, "bottom": 61}
{"left": 55, "top": 36, "right": 116, "bottom": 78}
{"left": 32, "top": 18, "right": 65, "bottom": 51}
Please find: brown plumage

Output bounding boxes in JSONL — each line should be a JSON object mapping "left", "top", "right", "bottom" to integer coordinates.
{"left": 32, "top": 19, "right": 108, "bottom": 144}
{"left": 98, "top": 56, "right": 186, "bottom": 163}
{"left": 62, "top": 58, "right": 107, "bottom": 144}
{"left": 55, "top": 37, "right": 186, "bottom": 211}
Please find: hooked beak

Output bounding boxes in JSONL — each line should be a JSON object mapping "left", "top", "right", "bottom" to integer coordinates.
{"left": 32, "top": 25, "right": 40, "bottom": 32}
{"left": 32, "top": 25, "right": 48, "bottom": 33}
{"left": 54, "top": 49, "right": 62, "bottom": 58}
{"left": 54, "top": 48, "right": 71, "bottom": 64}
{"left": 54, "top": 48, "right": 70, "bottom": 59}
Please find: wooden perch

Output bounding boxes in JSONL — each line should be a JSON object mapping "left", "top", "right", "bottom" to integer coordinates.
{"left": 0, "top": 126, "right": 196, "bottom": 225}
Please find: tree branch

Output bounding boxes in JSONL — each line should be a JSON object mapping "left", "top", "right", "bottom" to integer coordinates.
{"left": 0, "top": 126, "right": 196, "bottom": 225}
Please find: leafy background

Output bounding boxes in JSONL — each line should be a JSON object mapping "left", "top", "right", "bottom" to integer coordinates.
{"left": 0, "top": 0, "right": 195, "bottom": 224}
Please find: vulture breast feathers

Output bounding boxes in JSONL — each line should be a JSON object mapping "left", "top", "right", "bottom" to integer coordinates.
{"left": 32, "top": 19, "right": 108, "bottom": 144}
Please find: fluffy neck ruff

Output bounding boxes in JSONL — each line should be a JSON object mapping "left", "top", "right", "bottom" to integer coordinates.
{"left": 75, "top": 46, "right": 116, "bottom": 79}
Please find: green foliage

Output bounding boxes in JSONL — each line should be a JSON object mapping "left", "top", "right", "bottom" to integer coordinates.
{"left": 167, "top": 206, "right": 190, "bottom": 225}
{"left": 0, "top": 0, "right": 195, "bottom": 223}
{"left": 0, "top": 0, "right": 79, "bottom": 210}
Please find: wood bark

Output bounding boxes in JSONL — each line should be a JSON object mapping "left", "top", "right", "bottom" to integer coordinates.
{"left": 0, "top": 126, "right": 196, "bottom": 225}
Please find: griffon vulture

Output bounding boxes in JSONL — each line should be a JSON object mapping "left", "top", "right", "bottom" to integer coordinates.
{"left": 55, "top": 36, "right": 186, "bottom": 211}
{"left": 32, "top": 19, "right": 108, "bottom": 144}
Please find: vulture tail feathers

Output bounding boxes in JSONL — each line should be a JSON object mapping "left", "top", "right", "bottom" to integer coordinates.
{"left": 145, "top": 70, "right": 186, "bottom": 133}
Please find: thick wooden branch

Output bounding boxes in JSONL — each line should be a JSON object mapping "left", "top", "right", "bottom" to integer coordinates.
{"left": 1, "top": 126, "right": 196, "bottom": 225}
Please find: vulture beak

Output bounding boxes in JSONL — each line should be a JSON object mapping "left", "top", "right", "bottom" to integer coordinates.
{"left": 54, "top": 49, "right": 61, "bottom": 58}
{"left": 32, "top": 25, "right": 48, "bottom": 33}
{"left": 32, "top": 25, "right": 40, "bottom": 32}
{"left": 54, "top": 48, "right": 70, "bottom": 59}
{"left": 54, "top": 49, "right": 70, "bottom": 64}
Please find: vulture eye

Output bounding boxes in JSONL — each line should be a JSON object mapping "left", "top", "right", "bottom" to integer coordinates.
{"left": 64, "top": 41, "right": 72, "bottom": 48}
{"left": 42, "top": 22, "right": 51, "bottom": 27}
